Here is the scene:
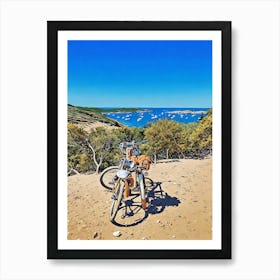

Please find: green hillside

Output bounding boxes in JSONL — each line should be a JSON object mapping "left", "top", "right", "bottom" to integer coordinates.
{"left": 75, "top": 106, "right": 141, "bottom": 113}
{"left": 68, "top": 104, "right": 123, "bottom": 127}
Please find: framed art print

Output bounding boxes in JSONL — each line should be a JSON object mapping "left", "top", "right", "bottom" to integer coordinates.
{"left": 47, "top": 21, "right": 231, "bottom": 259}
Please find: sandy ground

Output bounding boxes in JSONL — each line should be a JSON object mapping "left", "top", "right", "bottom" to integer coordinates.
{"left": 68, "top": 158, "right": 212, "bottom": 240}
{"left": 75, "top": 122, "right": 118, "bottom": 132}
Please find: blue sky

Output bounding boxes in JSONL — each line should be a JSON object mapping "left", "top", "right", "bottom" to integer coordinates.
{"left": 68, "top": 40, "right": 212, "bottom": 108}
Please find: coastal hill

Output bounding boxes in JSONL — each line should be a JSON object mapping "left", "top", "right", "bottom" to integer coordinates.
{"left": 68, "top": 104, "right": 125, "bottom": 131}
{"left": 68, "top": 104, "right": 210, "bottom": 131}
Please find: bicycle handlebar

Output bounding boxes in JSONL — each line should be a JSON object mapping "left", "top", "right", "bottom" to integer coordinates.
{"left": 118, "top": 139, "right": 148, "bottom": 149}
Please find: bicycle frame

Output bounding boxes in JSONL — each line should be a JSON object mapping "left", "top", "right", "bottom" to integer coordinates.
{"left": 108, "top": 140, "right": 150, "bottom": 222}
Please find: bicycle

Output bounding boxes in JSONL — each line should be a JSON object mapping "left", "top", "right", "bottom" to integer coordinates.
{"left": 99, "top": 141, "right": 152, "bottom": 222}
{"left": 99, "top": 141, "right": 152, "bottom": 191}
{"left": 110, "top": 156, "right": 151, "bottom": 223}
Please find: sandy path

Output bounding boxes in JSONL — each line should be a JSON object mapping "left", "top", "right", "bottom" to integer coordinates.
{"left": 68, "top": 158, "right": 212, "bottom": 240}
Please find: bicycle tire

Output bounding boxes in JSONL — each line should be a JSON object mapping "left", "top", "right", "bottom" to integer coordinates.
{"left": 99, "top": 166, "right": 119, "bottom": 191}
{"left": 110, "top": 181, "right": 124, "bottom": 222}
{"left": 144, "top": 177, "right": 153, "bottom": 188}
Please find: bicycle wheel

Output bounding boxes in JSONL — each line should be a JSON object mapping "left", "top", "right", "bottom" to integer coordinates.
{"left": 144, "top": 177, "right": 153, "bottom": 188}
{"left": 130, "top": 175, "right": 153, "bottom": 192}
{"left": 99, "top": 166, "right": 119, "bottom": 191}
{"left": 110, "top": 181, "right": 124, "bottom": 222}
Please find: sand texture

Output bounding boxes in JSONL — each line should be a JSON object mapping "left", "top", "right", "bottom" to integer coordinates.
{"left": 68, "top": 158, "right": 212, "bottom": 240}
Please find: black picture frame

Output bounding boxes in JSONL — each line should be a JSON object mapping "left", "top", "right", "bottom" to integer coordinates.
{"left": 47, "top": 21, "right": 231, "bottom": 259}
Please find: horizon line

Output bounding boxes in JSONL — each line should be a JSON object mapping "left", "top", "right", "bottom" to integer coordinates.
{"left": 68, "top": 104, "right": 211, "bottom": 109}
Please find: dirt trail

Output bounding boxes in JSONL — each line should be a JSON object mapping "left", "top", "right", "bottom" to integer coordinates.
{"left": 68, "top": 158, "right": 212, "bottom": 240}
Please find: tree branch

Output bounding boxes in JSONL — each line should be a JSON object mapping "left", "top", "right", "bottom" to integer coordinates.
{"left": 85, "top": 140, "right": 99, "bottom": 169}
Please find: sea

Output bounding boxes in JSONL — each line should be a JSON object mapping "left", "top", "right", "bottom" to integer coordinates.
{"left": 103, "top": 108, "right": 209, "bottom": 128}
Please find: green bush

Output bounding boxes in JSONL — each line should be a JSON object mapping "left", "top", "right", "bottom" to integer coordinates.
{"left": 67, "top": 110, "right": 212, "bottom": 174}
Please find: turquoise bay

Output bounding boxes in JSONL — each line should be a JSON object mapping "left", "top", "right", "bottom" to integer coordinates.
{"left": 103, "top": 108, "right": 209, "bottom": 128}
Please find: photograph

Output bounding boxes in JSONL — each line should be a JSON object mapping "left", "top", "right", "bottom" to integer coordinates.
{"left": 67, "top": 39, "right": 213, "bottom": 240}
{"left": 48, "top": 21, "right": 231, "bottom": 258}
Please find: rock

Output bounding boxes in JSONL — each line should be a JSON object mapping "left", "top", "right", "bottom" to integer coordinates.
{"left": 141, "top": 237, "right": 147, "bottom": 240}
{"left": 156, "top": 220, "right": 160, "bottom": 223}
{"left": 93, "top": 232, "right": 98, "bottom": 239}
{"left": 172, "top": 235, "right": 176, "bottom": 239}
{"left": 113, "top": 231, "right": 121, "bottom": 237}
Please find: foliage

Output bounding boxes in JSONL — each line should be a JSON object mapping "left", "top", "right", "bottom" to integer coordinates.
{"left": 68, "top": 105, "right": 123, "bottom": 127}
{"left": 68, "top": 123, "right": 91, "bottom": 173}
{"left": 143, "top": 119, "right": 186, "bottom": 162}
{"left": 67, "top": 110, "right": 212, "bottom": 174}
{"left": 74, "top": 105, "right": 141, "bottom": 113}
{"left": 88, "top": 127, "right": 120, "bottom": 171}
{"left": 112, "top": 126, "right": 145, "bottom": 143}
{"left": 187, "top": 109, "right": 212, "bottom": 153}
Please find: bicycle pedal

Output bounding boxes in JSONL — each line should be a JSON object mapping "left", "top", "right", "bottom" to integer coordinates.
{"left": 111, "top": 194, "right": 117, "bottom": 200}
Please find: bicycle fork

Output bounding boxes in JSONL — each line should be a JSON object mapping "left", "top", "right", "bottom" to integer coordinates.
{"left": 138, "top": 173, "right": 147, "bottom": 210}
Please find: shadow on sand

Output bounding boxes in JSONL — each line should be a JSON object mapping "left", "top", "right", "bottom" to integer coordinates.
{"left": 112, "top": 180, "right": 181, "bottom": 227}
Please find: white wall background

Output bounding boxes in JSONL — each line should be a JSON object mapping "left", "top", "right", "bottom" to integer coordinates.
{"left": 0, "top": 0, "right": 279, "bottom": 279}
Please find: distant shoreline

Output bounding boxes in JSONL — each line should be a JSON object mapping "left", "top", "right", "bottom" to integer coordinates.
{"left": 104, "top": 109, "right": 152, "bottom": 114}
{"left": 167, "top": 110, "right": 207, "bottom": 114}
{"left": 101, "top": 107, "right": 210, "bottom": 128}
{"left": 103, "top": 109, "right": 209, "bottom": 114}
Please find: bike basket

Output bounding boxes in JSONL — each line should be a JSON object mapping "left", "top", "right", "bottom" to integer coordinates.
{"left": 138, "top": 155, "right": 151, "bottom": 170}
{"left": 116, "top": 169, "right": 130, "bottom": 179}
